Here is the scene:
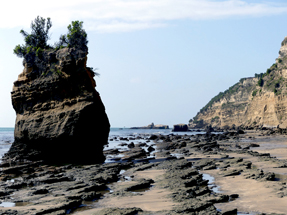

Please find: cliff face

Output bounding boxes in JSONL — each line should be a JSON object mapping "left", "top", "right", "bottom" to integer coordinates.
{"left": 5, "top": 48, "right": 110, "bottom": 163}
{"left": 190, "top": 37, "right": 287, "bottom": 129}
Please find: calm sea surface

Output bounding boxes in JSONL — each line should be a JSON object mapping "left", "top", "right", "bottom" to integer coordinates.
{"left": 108, "top": 127, "right": 200, "bottom": 136}
{"left": 0, "top": 128, "right": 14, "bottom": 159}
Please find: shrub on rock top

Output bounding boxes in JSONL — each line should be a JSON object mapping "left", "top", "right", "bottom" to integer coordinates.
{"left": 14, "top": 16, "right": 53, "bottom": 72}
{"left": 55, "top": 21, "right": 88, "bottom": 52}
{"left": 13, "top": 16, "right": 52, "bottom": 58}
{"left": 13, "top": 16, "right": 89, "bottom": 73}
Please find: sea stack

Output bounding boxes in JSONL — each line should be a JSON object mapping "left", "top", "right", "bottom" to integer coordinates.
{"left": 5, "top": 47, "right": 110, "bottom": 164}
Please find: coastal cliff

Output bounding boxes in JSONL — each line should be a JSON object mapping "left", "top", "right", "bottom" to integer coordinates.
{"left": 4, "top": 47, "right": 110, "bottom": 163}
{"left": 190, "top": 36, "right": 287, "bottom": 129}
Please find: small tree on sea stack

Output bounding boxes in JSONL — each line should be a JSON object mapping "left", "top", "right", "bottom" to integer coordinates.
{"left": 13, "top": 16, "right": 52, "bottom": 72}
{"left": 13, "top": 17, "right": 90, "bottom": 73}
{"left": 13, "top": 16, "right": 52, "bottom": 57}
{"left": 55, "top": 21, "right": 88, "bottom": 52}
{"left": 55, "top": 20, "right": 99, "bottom": 75}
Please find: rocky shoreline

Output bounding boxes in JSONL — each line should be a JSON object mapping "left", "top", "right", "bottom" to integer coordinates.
{"left": 1, "top": 130, "right": 287, "bottom": 214}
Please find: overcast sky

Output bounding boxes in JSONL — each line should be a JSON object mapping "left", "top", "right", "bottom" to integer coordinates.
{"left": 1, "top": 0, "right": 287, "bottom": 127}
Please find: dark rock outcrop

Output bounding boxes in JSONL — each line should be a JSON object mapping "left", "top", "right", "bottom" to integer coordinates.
{"left": 0, "top": 162, "right": 123, "bottom": 214}
{"left": 173, "top": 124, "right": 188, "bottom": 132}
{"left": 5, "top": 47, "right": 110, "bottom": 164}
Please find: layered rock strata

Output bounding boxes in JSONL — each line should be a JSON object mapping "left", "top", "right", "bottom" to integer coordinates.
{"left": 190, "top": 36, "right": 287, "bottom": 129}
{"left": 5, "top": 48, "right": 110, "bottom": 164}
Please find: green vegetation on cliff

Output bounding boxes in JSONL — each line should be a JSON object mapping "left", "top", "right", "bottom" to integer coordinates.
{"left": 13, "top": 16, "right": 53, "bottom": 72}
{"left": 55, "top": 21, "right": 88, "bottom": 51}
{"left": 13, "top": 16, "right": 89, "bottom": 73}
{"left": 197, "top": 59, "right": 286, "bottom": 117}
{"left": 191, "top": 36, "right": 287, "bottom": 129}
{"left": 14, "top": 16, "right": 52, "bottom": 59}
{"left": 197, "top": 77, "right": 253, "bottom": 115}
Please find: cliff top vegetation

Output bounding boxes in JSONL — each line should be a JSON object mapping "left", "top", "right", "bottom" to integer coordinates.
{"left": 191, "top": 36, "right": 287, "bottom": 127}
{"left": 13, "top": 16, "right": 89, "bottom": 73}
{"left": 195, "top": 77, "right": 253, "bottom": 116}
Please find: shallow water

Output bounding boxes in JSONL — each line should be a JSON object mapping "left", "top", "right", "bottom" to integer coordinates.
{"left": 104, "top": 138, "right": 158, "bottom": 163}
{"left": 202, "top": 173, "right": 222, "bottom": 193}
{"left": 106, "top": 128, "right": 207, "bottom": 162}
{"left": 0, "top": 127, "right": 205, "bottom": 162}
{"left": 131, "top": 186, "right": 154, "bottom": 193}
{"left": 203, "top": 173, "right": 257, "bottom": 215}
{"left": 0, "top": 202, "right": 15, "bottom": 207}
{"left": 274, "top": 173, "right": 287, "bottom": 182}
{"left": 0, "top": 201, "right": 31, "bottom": 207}
{"left": 109, "top": 128, "right": 205, "bottom": 136}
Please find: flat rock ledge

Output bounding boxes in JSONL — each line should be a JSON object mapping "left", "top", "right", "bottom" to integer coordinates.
{"left": 0, "top": 159, "right": 229, "bottom": 215}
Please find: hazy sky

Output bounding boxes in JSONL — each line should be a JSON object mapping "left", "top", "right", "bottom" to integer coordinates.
{"left": 1, "top": 0, "right": 287, "bottom": 128}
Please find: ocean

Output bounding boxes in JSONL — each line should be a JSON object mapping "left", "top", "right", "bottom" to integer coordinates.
{"left": 0, "top": 128, "right": 14, "bottom": 159}
{"left": 0, "top": 127, "right": 204, "bottom": 162}
{"left": 108, "top": 127, "right": 201, "bottom": 136}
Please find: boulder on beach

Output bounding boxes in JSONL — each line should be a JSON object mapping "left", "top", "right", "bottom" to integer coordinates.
{"left": 5, "top": 47, "right": 110, "bottom": 164}
{"left": 172, "top": 124, "right": 188, "bottom": 132}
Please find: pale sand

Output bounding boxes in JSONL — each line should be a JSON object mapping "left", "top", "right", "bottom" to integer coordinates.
{"left": 213, "top": 172, "right": 287, "bottom": 214}
{"left": 251, "top": 138, "right": 287, "bottom": 160}
{"left": 75, "top": 169, "right": 179, "bottom": 215}
{"left": 202, "top": 134, "right": 287, "bottom": 214}
{"left": 74, "top": 134, "right": 287, "bottom": 214}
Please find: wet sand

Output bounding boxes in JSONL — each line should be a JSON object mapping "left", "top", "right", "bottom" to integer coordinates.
{"left": 75, "top": 131, "right": 287, "bottom": 215}
{"left": 76, "top": 170, "right": 179, "bottom": 214}
{"left": 214, "top": 173, "right": 287, "bottom": 214}
{"left": 201, "top": 132, "right": 287, "bottom": 214}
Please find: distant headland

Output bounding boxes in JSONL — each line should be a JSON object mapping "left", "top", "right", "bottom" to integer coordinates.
{"left": 130, "top": 122, "right": 169, "bottom": 129}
